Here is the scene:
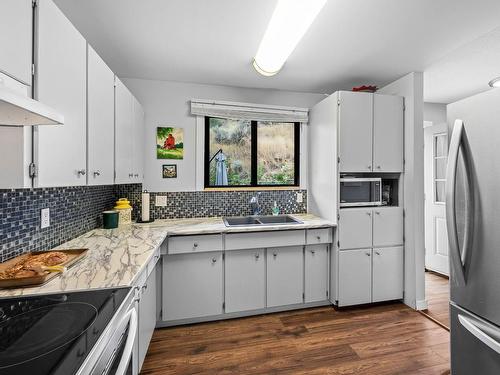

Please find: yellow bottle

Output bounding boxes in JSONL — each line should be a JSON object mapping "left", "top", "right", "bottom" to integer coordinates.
{"left": 114, "top": 198, "right": 133, "bottom": 225}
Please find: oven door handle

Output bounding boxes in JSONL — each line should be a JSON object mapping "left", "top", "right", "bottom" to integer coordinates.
{"left": 115, "top": 307, "right": 138, "bottom": 375}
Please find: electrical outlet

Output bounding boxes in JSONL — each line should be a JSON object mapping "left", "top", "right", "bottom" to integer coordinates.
{"left": 296, "top": 192, "right": 303, "bottom": 203}
{"left": 155, "top": 195, "right": 167, "bottom": 207}
{"left": 41, "top": 208, "right": 50, "bottom": 229}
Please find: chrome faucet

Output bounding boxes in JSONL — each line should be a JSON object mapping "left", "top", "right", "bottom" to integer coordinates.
{"left": 249, "top": 193, "right": 261, "bottom": 216}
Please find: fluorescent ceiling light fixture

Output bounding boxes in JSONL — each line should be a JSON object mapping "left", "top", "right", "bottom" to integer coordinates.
{"left": 253, "top": 0, "right": 327, "bottom": 76}
{"left": 489, "top": 77, "right": 500, "bottom": 88}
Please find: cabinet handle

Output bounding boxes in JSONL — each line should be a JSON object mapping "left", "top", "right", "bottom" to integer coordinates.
{"left": 375, "top": 251, "right": 381, "bottom": 255}
{"left": 77, "top": 169, "right": 86, "bottom": 176}
{"left": 311, "top": 250, "right": 316, "bottom": 254}
{"left": 273, "top": 252, "right": 277, "bottom": 258}
{"left": 128, "top": 173, "right": 134, "bottom": 178}
{"left": 375, "top": 211, "right": 380, "bottom": 215}
{"left": 367, "top": 165, "right": 372, "bottom": 170}
{"left": 193, "top": 242, "right": 199, "bottom": 248}
{"left": 211, "top": 257, "right": 217, "bottom": 263}
{"left": 366, "top": 212, "right": 371, "bottom": 216}
{"left": 376, "top": 165, "right": 381, "bottom": 169}
{"left": 255, "top": 253, "right": 260, "bottom": 259}
{"left": 365, "top": 252, "right": 371, "bottom": 256}
{"left": 142, "top": 284, "right": 148, "bottom": 291}
{"left": 316, "top": 236, "right": 321, "bottom": 241}
{"left": 93, "top": 170, "right": 101, "bottom": 177}
{"left": 134, "top": 173, "right": 139, "bottom": 178}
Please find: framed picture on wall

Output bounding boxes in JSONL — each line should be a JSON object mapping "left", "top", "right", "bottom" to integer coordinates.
{"left": 162, "top": 164, "right": 177, "bottom": 178}
{"left": 157, "top": 127, "right": 184, "bottom": 159}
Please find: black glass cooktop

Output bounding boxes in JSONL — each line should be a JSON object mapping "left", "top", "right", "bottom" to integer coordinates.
{"left": 0, "top": 287, "right": 130, "bottom": 375}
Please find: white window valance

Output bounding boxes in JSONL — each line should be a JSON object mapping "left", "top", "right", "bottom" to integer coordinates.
{"left": 190, "top": 99, "right": 309, "bottom": 123}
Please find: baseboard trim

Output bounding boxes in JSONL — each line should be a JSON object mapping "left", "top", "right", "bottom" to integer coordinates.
{"left": 415, "top": 299, "right": 428, "bottom": 310}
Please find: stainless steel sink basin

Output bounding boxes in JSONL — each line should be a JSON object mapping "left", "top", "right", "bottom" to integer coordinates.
{"left": 223, "top": 215, "right": 302, "bottom": 227}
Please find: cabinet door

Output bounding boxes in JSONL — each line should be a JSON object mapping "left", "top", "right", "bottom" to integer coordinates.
{"left": 373, "top": 207, "right": 403, "bottom": 247}
{"left": 36, "top": 0, "right": 87, "bottom": 187}
{"left": 225, "top": 249, "right": 265, "bottom": 313}
{"left": 162, "top": 252, "right": 223, "bottom": 321}
{"left": 338, "top": 249, "right": 372, "bottom": 306}
{"left": 0, "top": 0, "right": 32, "bottom": 85}
{"left": 373, "top": 94, "right": 404, "bottom": 172}
{"left": 339, "top": 208, "right": 373, "bottom": 249}
{"left": 338, "top": 91, "right": 373, "bottom": 173}
{"left": 304, "top": 245, "right": 328, "bottom": 303}
{"left": 87, "top": 45, "right": 115, "bottom": 185}
{"left": 132, "top": 97, "right": 144, "bottom": 182}
{"left": 115, "top": 78, "right": 133, "bottom": 184}
{"left": 138, "top": 266, "right": 157, "bottom": 371}
{"left": 372, "top": 246, "right": 403, "bottom": 302}
{"left": 267, "top": 246, "right": 303, "bottom": 307}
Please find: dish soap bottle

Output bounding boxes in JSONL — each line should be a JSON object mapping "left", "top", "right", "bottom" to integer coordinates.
{"left": 272, "top": 201, "right": 280, "bottom": 216}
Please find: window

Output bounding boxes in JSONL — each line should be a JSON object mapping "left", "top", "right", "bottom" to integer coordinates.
{"left": 205, "top": 117, "right": 300, "bottom": 187}
{"left": 433, "top": 133, "right": 448, "bottom": 203}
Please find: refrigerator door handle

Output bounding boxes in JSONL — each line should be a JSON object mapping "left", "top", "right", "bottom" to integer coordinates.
{"left": 459, "top": 314, "right": 500, "bottom": 355}
{"left": 446, "top": 119, "right": 474, "bottom": 284}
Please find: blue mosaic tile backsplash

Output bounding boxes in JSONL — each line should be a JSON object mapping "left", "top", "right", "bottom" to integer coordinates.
{"left": 1, "top": 183, "right": 307, "bottom": 262}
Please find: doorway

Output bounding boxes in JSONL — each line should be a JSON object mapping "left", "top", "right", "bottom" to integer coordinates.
{"left": 423, "top": 120, "right": 450, "bottom": 329}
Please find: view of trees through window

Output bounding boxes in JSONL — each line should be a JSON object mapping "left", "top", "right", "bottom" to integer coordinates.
{"left": 206, "top": 117, "right": 298, "bottom": 187}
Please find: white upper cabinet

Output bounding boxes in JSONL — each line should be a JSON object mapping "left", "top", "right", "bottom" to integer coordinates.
{"left": 0, "top": 0, "right": 32, "bottom": 85}
{"left": 132, "top": 96, "right": 144, "bottom": 182}
{"left": 338, "top": 91, "right": 373, "bottom": 173}
{"left": 35, "top": 0, "right": 86, "bottom": 187}
{"left": 373, "top": 94, "right": 404, "bottom": 172}
{"left": 87, "top": 45, "right": 115, "bottom": 185}
{"left": 115, "top": 77, "right": 134, "bottom": 184}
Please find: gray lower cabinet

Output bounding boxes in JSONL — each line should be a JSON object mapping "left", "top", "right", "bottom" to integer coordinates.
{"left": 162, "top": 252, "right": 223, "bottom": 321}
{"left": 267, "top": 246, "right": 304, "bottom": 307}
{"left": 138, "top": 265, "right": 157, "bottom": 370}
{"left": 225, "top": 249, "right": 266, "bottom": 313}
{"left": 372, "top": 207, "right": 403, "bottom": 247}
{"left": 339, "top": 208, "right": 373, "bottom": 250}
{"left": 338, "top": 249, "right": 372, "bottom": 306}
{"left": 372, "top": 246, "right": 404, "bottom": 302}
{"left": 304, "top": 245, "right": 329, "bottom": 303}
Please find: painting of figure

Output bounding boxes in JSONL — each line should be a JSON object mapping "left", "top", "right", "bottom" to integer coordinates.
{"left": 157, "top": 127, "right": 184, "bottom": 159}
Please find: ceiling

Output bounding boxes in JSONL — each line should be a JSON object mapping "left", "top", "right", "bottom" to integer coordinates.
{"left": 54, "top": 0, "right": 500, "bottom": 103}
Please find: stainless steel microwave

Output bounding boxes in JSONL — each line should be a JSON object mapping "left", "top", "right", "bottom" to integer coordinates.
{"left": 340, "top": 177, "right": 382, "bottom": 207}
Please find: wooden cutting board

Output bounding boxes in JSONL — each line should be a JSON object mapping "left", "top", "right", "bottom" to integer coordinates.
{"left": 0, "top": 249, "right": 88, "bottom": 288}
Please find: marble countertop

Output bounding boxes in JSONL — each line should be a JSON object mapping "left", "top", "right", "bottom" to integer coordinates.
{"left": 0, "top": 214, "right": 335, "bottom": 299}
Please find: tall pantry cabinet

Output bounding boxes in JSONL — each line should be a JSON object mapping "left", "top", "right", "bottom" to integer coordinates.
{"left": 308, "top": 90, "right": 405, "bottom": 307}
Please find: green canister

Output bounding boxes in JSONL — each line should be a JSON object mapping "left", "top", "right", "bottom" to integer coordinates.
{"left": 103, "top": 210, "right": 119, "bottom": 229}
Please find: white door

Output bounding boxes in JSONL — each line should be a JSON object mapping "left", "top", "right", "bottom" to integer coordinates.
{"left": 162, "top": 252, "right": 223, "bottom": 321}
{"left": 373, "top": 94, "right": 404, "bottom": 172}
{"left": 338, "top": 91, "right": 373, "bottom": 173}
{"left": 304, "top": 245, "right": 329, "bottom": 303}
{"left": 35, "top": 0, "right": 87, "bottom": 187}
{"left": 225, "top": 249, "right": 266, "bottom": 313}
{"left": 267, "top": 246, "right": 303, "bottom": 307}
{"left": 372, "top": 246, "right": 404, "bottom": 302}
{"left": 424, "top": 122, "right": 449, "bottom": 275}
{"left": 87, "top": 45, "right": 115, "bottom": 185}
{"left": 338, "top": 249, "right": 372, "bottom": 306}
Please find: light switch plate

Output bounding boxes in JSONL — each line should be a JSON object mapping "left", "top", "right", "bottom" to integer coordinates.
{"left": 41, "top": 208, "right": 50, "bottom": 229}
{"left": 296, "top": 192, "right": 303, "bottom": 203}
{"left": 155, "top": 195, "right": 167, "bottom": 207}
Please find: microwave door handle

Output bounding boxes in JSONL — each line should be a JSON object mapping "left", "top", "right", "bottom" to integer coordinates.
{"left": 115, "top": 308, "right": 138, "bottom": 375}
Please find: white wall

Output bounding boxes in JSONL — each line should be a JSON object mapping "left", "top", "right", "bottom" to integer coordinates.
{"left": 123, "top": 78, "right": 325, "bottom": 192}
{"left": 379, "top": 72, "right": 425, "bottom": 310}
{"left": 424, "top": 102, "right": 446, "bottom": 125}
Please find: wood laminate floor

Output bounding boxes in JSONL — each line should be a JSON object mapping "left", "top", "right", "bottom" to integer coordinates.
{"left": 141, "top": 303, "right": 450, "bottom": 375}
{"left": 423, "top": 271, "right": 450, "bottom": 329}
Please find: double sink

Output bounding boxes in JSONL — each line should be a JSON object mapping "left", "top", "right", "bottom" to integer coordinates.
{"left": 223, "top": 215, "right": 302, "bottom": 227}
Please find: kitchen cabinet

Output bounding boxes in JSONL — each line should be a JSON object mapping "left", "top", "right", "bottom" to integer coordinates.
{"left": 304, "top": 245, "right": 329, "bottom": 303}
{"left": 114, "top": 77, "right": 133, "bottom": 184}
{"left": 138, "top": 265, "right": 157, "bottom": 371}
{"left": 35, "top": 0, "right": 87, "bottom": 187}
{"left": 372, "top": 207, "right": 404, "bottom": 247}
{"left": 162, "top": 252, "right": 223, "bottom": 321}
{"left": 87, "top": 44, "right": 115, "bottom": 185}
{"left": 0, "top": 0, "right": 32, "bottom": 85}
{"left": 225, "top": 249, "right": 266, "bottom": 313}
{"left": 338, "top": 249, "right": 372, "bottom": 306}
{"left": 373, "top": 94, "right": 404, "bottom": 172}
{"left": 132, "top": 96, "right": 145, "bottom": 182}
{"left": 266, "top": 246, "right": 303, "bottom": 307}
{"left": 339, "top": 208, "right": 373, "bottom": 250}
{"left": 372, "top": 246, "right": 404, "bottom": 302}
{"left": 338, "top": 91, "right": 373, "bottom": 173}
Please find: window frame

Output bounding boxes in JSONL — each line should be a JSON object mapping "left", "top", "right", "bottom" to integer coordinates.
{"left": 204, "top": 116, "right": 300, "bottom": 188}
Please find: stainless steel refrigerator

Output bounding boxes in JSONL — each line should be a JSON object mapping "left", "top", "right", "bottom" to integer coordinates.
{"left": 447, "top": 89, "right": 500, "bottom": 374}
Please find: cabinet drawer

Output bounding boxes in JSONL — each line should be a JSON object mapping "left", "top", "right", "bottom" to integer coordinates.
{"left": 225, "top": 230, "right": 305, "bottom": 251}
{"left": 306, "top": 228, "right": 332, "bottom": 244}
{"left": 167, "top": 234, "right": 223, "bottom": 254}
